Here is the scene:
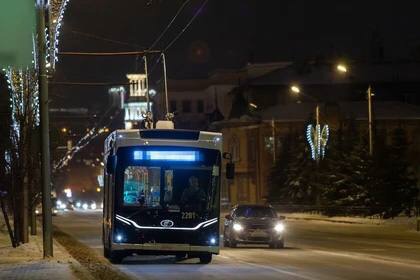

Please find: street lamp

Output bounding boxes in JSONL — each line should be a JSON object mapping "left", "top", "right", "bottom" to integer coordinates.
{"left": 289, "top": 85, "right": 319, "bottom": 125}
{"left": 289, "top": 85, "right": 329, "bottom": 162}
{"left": 335, "top": 64, "right": 373, "bottom": 155}
{"left": 336, "top": 64, "right": 348, "bottom": 73}
{"left": 290, "top": 85, "right": 300, "bottom": 94}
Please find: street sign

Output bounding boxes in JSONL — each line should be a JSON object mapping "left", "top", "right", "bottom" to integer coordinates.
{"left": 0, "top": 1, "right": 36, "bottom": 68}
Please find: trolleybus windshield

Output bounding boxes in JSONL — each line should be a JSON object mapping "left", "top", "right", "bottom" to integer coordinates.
{"left": 115, "top": 147, "right": 220, "bottom": 216}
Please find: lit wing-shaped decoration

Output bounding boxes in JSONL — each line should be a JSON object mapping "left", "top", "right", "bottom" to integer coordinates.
{"left": 306, "top": 124, "right": 329, "bottom": 161}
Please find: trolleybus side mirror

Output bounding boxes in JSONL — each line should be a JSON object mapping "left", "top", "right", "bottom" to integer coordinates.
{"left": 106, "top": 155, "right": 115, "bottom": 174}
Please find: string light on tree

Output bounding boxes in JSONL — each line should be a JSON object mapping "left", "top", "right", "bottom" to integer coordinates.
{"left": 48, "top": 0, "right": 70, "bottom": 69}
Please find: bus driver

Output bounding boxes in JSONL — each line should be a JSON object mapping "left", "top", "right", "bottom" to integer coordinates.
{"left": 180, "top": 176, "right": 206, "bottom": 211}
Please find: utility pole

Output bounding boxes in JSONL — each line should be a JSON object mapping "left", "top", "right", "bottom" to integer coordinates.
{"left": 36, "top": 0, "right": 53, "bottom": 257}
{"left": 367, "top": 85, "right": 373, "bottom": 156}
{"left": 271, "top": 118, "right": 276, "bottom": 164}
{"left": 315, "top": 104, "right": 320, "bottom": 127}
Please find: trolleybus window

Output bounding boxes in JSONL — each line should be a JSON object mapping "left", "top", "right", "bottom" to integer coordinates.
{"left": 123, "top": 166, "right": 161, "bottom": 207}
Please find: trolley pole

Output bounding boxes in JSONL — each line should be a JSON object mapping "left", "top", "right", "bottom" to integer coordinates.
{"left": 143, "top": 56, "right": 150, "bottom": 112}
{"left": 161, "top": 53, "right": 170, "bottom": 118}
{"left": 367, "top": 85, "right": 373, "bottom": 156}
{"left": 37, "top": 0, "right": 53, "bottom": 258}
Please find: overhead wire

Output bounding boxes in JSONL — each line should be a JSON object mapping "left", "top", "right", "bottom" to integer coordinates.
{"left": 163, "top": 0, "right": 209, "bottom": 52}
{"left": 148, "top": 0, "right": 209, "bottom": 76}
{"left": 70, "top": 30, "right": 145, "bottom": 49}
{"left": 147, "top": 0, "right": 192, "bottom": 51}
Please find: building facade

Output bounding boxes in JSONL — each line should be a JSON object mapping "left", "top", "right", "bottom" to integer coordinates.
{"left": 215, "top": 102, "right": 420, "bottom": 205}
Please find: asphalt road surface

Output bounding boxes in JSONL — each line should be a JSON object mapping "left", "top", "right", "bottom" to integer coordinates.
{"left": 54, "top": 210, "right": 420, "bottom": 280}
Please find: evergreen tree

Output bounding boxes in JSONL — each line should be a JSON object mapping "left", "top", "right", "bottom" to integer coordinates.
{"left": 284, "top": 134, "right": 317, "bottom": 204}
{"left": 369, "top": 127, "right": 418, "bottom": 218}
{"left": 319, "top": 121, "right": 372, "bottom": 216}
{"left": 268, "top": 133, "right": 293, "bottom": 202}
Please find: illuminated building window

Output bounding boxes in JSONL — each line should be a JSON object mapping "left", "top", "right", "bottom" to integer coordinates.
{"left": 264, "top": 136, "right": 274, "bottom": 153}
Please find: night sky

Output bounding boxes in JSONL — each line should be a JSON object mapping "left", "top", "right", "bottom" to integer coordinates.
{"left": 52, "top": 0, "right": 420, "bottom": 109}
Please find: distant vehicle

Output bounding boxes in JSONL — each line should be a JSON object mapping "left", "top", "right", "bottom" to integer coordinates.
{"left": 66, "top": 201, "right": 75, "bottom": 211}
{"left": 102, "top": 128, "right": 234, "bottom": 264}
{"left": 223, "top": 204, "right": 285, "bottom": 248}
{"left": 89, "top": 201, "right": 97, "bottom": 210}
{"left": 35, "top": 204, "right": 59, "bottom": 216}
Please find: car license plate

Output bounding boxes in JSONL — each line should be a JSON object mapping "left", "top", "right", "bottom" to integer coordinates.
{"left": 249, "top": 229, "right": 267, "bottom": 237}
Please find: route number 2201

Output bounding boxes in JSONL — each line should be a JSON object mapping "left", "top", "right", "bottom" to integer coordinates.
{"left": 181, "top": 212, "right": 196, "bottom": 219}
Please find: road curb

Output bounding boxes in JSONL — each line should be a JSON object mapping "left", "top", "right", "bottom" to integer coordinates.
{"left": 53, "top": 226, "right": 134, "bottom": 280}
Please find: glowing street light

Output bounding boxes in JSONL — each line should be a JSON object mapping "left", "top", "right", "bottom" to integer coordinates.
{"left": 249, "top": 102, "right": 258, "bottom": 109}
{"left": 336, "top": 64, "right": 348, "bottom": 73}
{"left": 290, "top": 85, "right": 300, "bottom": 94}
{"left": 61, "top": 127, "right": 67, "bottom": 133}
{"left": 64, "top": 188, "right": 72, "bottom": 198}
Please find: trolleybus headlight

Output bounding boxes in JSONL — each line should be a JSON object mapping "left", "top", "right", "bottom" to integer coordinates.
{"left": 210, "top": 237, "right": 217, "bottom": 245}
{"left": 274, "top": 223, "right": 285, "bottom": 233}
{"left": 233, "top": 223, "right": 243, "bottom": 232}
{"left": 115, "top": 234, "right": 123, "bottom": 242}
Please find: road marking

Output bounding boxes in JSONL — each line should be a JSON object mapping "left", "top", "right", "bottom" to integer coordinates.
{"left": 310, "top": 249, "right": 420, "bottom": 268}
{"left": 220, "top": 253, "right": 318, "bottom": 280}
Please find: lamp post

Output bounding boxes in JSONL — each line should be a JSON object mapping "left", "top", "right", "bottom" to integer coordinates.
{"left": 36, "top": 0, "right": 53, "bottom": 258}
{"left": 336, "top": 63, "right": 374, "bottom": 156}
{"left": 367, "top": 85, "right": 373, "bottom": 156}
{"left": 289, "top": 85, "right": 329, "bottom": 162}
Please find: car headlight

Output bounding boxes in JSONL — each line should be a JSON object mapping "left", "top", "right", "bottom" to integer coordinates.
{"left": 274, "top": 223, "right": 285, "bottom": 233}
{"left": 233, "top": 223, "right": 243, "bottom": 232}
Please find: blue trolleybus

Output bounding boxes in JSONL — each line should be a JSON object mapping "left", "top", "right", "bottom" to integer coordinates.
{"left": 103, "top": 128, "right": 233, "bottom": 264}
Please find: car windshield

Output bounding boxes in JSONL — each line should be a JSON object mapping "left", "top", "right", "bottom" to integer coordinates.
{"left": 235, "top": 207, "right": 277, "bottom": 218}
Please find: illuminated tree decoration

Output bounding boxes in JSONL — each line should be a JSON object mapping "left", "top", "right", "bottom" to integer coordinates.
{"left": 2, "top": 67, "right": 40, "bottom": 175}
{"left": 48, "top": 0, "right": 70, "bottom": 69}
{"left": 306, "top": 124, "right": 329, "bottom": 161}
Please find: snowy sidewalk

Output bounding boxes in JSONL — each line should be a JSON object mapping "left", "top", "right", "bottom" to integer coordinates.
{"left": 284, "top": 212, "right": 420, "bottom": 230}
{"left": 0, "top": 223, "right": 80, "bottom": 280}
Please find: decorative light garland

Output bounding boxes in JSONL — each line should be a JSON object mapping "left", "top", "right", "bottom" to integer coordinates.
{"left": 54, "top": 126, "right": 109, "bottom": 171}
{"left": 48, "top": 0, "right": 70, "bottom": 69}
{"left": 306, "top": 124, "right": 329, "bottom": 161}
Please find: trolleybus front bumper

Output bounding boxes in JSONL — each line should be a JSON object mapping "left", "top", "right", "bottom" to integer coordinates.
{"left": 112, "top": 242, "right": 219, "bottom": 254}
